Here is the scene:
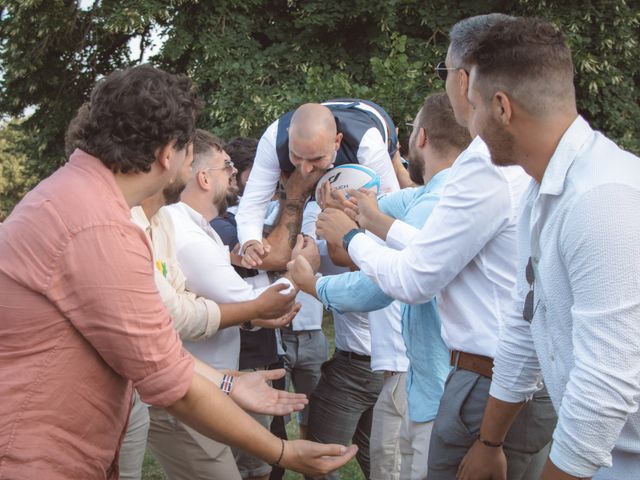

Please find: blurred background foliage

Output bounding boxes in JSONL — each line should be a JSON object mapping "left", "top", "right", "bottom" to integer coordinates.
{"left": 1, "top": 0, "right": 638, "bottom": 219}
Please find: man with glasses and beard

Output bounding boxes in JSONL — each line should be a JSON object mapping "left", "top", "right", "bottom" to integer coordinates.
{"left": 122, "top": 142, "right": 300, "bottom": 480}
{"left": 457, "top": 16, "right": 640, "bottom": 480}
{"left": 159, "top": 129, "right": 326, "bottom": 479}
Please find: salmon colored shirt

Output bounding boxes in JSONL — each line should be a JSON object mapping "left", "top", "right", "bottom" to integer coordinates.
{"left": 0, "top": 150, "right": 194, "bottom": 479}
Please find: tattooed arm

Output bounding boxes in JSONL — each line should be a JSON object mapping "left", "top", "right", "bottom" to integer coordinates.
{"left": 256, "top": 169, "right": 323, "bottom": 271}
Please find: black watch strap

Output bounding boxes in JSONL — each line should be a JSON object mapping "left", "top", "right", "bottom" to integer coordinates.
{"left": 342, "top": 228, "right": 365, "bottom": 251}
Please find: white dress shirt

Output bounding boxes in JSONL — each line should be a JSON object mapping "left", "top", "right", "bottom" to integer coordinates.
{"left": 348, "top": 136, "right": 529, "bottom": 358}
{"left": 235, "top": 106, "right": 400, "bottom": 247}
{"left": 489, "top": 116, "right": 640, "bottom": 478}
{"left": 164, "top": 202, "right": 293, "bottom": 370}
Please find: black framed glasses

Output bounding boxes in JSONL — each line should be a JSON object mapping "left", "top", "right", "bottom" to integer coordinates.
{"left": 523, "top": 257, "right": 535, "bottom": 322}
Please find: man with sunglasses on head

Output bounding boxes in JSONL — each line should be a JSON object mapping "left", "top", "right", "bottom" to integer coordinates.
{"left": 457, "top": 16, "right": 640, "bottom": 480}
{"left": 316, "top": 14, "right": 557, "bottom": 479}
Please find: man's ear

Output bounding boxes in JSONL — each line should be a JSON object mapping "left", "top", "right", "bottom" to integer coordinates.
{"left": 155, "top": 140, "right": 177, "bottom": 171}
{"left": 458, "top": 68, "right": 469, "bottom": 97}
{"left": 196, "top": 169, "right": 209, "bottom": 190}
{"left": 417, "top": 127, "right": 427, "bottom": 149}
{"left": 334, "top": 132, "right": 343, "bottom": 151}
{"left": 494, "top": 91, "right": 513, "bottom": 126}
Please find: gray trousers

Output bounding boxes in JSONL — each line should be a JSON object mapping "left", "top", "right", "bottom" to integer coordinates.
{"left": 306, "top": 351, "right": 384, "bottom": 480}
{"left": 119, "top": 391, "right": 149, "bottom": 480}
{"left": 281, "top": 329, "right": 328, "bottom": 426}
{"left": 427, "top": 369, "right": 557, "bottom": 480}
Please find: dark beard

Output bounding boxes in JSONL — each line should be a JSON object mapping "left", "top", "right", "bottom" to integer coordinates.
{"left": 484, "top": 119, "right": 517, "bottom": 167}
{"left": 407, "top": 152, "right": 425, "bottom": 186}
{"left": 163, "top": 180, "right": 186, "bottom": 205}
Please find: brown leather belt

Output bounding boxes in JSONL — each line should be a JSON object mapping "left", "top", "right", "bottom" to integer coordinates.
{"left": 450, "top": 350, "right": 493, "bottom": 379}
{"left": 382, "top": 371, "right": 402, "bottom": 380}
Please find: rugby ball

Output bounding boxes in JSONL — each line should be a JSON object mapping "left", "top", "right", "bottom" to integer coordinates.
{"left": 314, "top": 164, "right": 380, "bottom": 200}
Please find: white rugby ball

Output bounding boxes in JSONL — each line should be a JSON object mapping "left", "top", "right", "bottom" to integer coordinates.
{"left": 314, "top": 164, "right": 380, "bottom": 200}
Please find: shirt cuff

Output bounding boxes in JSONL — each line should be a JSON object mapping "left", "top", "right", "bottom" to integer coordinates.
{"left": 315, "top": 276, "right": 334, "bottom": 311}
{"left": 136, "top": 348, "right": 194, "bottom": 407}
{"left": 549, "top": 435, "right": 602, "bottom": 479}
{"left": 202, "top": 299, "right": 222, "bottom": 338}
{"left": 238, "top": 228, "right": 264, "bottom": 252}
{"left": 347, "top": 230, "right": 371, "bottom": 263}
{"left": 386, "top": 219, "right": 420, "bottom": 250}
{"left": 488, "top": 381, "right": 531, "bottom": 404}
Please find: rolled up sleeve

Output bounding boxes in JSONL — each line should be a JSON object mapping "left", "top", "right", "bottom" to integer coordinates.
{"left": 47, "top": 223, "right": 194, "bottom": 407}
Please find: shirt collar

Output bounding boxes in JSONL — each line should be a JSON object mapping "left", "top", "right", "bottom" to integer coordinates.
{"left": 539, "top": 115, "right": 593, "bottom": 196}
{"left": 130, "top": 206, "right": 151, "bottom": 234}
{"left": 424, "top": 167, "right": 450, "bottom": 193}
{"left": 68, "top": 149, "right": 131, "bottom": 218}
{"left": 174, "top": 201, "right": 212, "bottom": 232}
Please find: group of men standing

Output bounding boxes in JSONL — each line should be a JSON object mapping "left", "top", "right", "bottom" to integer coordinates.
{"left": 1, "top": 12, "right": 639, "bottom": 480}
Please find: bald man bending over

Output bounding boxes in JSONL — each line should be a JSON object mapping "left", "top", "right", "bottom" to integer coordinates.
{"left": 235, "top": 99, "right": 400, "bottom": 270}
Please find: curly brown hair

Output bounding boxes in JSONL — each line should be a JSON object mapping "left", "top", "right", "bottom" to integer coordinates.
{"left": 68, "top": 64, "right": 203, "bottom": 174}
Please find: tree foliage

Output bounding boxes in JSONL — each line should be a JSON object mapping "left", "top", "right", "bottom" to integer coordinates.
{"left": 1, "top": 0, "right": 638, "bottom": 215}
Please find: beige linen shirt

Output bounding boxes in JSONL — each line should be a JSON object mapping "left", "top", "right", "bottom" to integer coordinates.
{"left": 131, "top": 206, "right": 221, "bottom": 340}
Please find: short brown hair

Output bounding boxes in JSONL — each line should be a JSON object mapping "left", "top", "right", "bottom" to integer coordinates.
{"left": 465, "top": 16, "right": 575, "bottom": 116}
{"left": 416, "top": 93, "right": 471, "bottom": 154}
{"left": 192, "top": 129, "right": 225, "bottom": 171}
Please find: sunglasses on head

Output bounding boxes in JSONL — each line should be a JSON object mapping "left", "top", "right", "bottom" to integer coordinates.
{"left": 435, "top": 61, "right": 468, "bottom": 82}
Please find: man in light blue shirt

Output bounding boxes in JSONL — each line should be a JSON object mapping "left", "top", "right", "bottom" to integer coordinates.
{"left": 290, "top": 93, "right": 471, "bottom": 479}
{"left": 458, "top": 16, "right": 640, "bottom": 480}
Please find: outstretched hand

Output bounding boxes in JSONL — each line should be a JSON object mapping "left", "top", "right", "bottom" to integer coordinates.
{"left": 241, "top": 239, "right": 271, "bottom": 268}
{"left": 230, "top": 368, "right": 307, "bottom": 416}
{"left": 254, "top": 282, "right": 298, "bottom": 319}
{"left": 286, "top": 255, "right": 318, "bottom": 297}
{"left": 316, "top": 208, "right": 358, "bottom": 247}
{"left": 281, "top": 440, "right": 358, "bottom": 477}
{"left": 252, "top": 302, "right": 301, "bottom": 329}
{"left": 291, "top": 233, "right": 320, "bottom": 273}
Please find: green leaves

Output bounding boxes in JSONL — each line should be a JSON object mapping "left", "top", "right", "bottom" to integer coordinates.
{"left": 0, "top": 0, "right": 638, "bottom": 217}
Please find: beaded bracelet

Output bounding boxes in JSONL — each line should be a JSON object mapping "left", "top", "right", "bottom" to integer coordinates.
{"left": 220, "top": 374, "right": 235, "bottom": 396}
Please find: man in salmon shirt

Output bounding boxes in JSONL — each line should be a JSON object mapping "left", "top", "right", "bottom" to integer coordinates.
{"left": 0, "top": 64, "right": 356, "bottom": 480}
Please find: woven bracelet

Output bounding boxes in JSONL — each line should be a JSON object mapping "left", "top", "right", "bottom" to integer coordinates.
{"left": 220, "top": 374, "right": 235, "bottom": 396}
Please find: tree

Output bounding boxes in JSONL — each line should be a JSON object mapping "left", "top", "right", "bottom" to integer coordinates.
{"left": 1, "top": 0, "right": 638, "bottom": 216}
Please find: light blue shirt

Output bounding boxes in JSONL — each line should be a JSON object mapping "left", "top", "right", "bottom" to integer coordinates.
{"left": 316, "top": 169, "right": 451, "bottom": 422}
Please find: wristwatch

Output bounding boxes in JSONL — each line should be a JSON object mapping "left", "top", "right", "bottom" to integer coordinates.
{"left": 342, "top": 228, "right": 365, "bottom": 251}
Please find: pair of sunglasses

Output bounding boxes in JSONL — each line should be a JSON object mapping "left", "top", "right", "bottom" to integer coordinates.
{"left": 435, "top": 61, "right": 468, "bottom": 82}
{"left": 523, "top": 257, "right": 536, "bottom": 322}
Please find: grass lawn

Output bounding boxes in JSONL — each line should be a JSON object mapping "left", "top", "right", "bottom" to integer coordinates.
{"left": 142, "top": 312, "right": 365, "bottom": 480}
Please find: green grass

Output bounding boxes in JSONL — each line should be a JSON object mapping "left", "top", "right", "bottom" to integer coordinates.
{"left": 142, "top": 312, "right": 364, "bottom": 480}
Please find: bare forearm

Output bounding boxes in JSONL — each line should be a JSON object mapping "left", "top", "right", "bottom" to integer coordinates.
{"left": 362, "top": 211, "right": 395, "bottom": 242}
{"left": 218, "top": 300, "right": 260, "bottom": 329}
{"left": 479, "top": 395, "right": 526, "bottom": 443}
{"left": 327, "top": 242, "right": 356, "bottom": 268}
{"left": 167, "top": 372, "right": 281, "bottom": 463}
